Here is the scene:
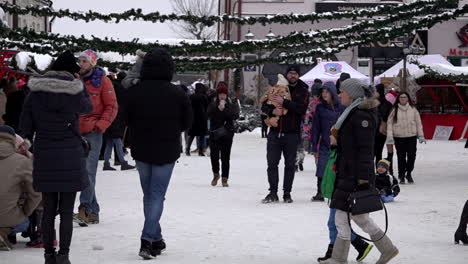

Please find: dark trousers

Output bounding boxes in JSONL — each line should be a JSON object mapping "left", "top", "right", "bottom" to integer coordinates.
{"left": 210, "top": 135, "right": 234, "bottom": 178}
{"left": 374, "top": 132, "right": 387, "bottom": 166}
{"left": 266, "top": 131, "right": 300, "bottom": 193}
{"left": 394, "top": 136, "right": 417, "bottom": 178}
{"left": 42, "top": 192, "right": 77, "bottom": 255}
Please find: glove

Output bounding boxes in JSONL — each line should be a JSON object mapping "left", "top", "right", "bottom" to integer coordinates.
{"left": 418, "top": 136, "right": 427, "bottom": 144}
{"left": 385, "top": 136, "right": 394, "bottom": 145}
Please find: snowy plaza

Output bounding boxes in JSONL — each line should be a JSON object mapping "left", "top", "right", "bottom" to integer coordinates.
{"left": 2, "top": 130, "right": 467, "bottom": 264}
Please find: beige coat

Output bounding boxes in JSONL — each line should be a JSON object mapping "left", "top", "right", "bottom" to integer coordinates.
{"left": 387, "top": 104, "right": 424, "bottom": 138}
{"left": 0, "top": 90, "right": 6, "bottom": 125}
{"left": 0, "top": 133, "right": 41, "bottom": 228}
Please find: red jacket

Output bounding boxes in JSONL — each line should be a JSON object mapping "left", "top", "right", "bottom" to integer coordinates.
{"left": 79, "top": 68, "right": 118, "bottom": 134}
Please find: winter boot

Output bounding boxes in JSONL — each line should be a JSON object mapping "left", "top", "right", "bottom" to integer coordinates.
{"left": 0, "top": 228, "right": 12, "bottom": 251}
{"left": 222, "top": 177, "right": 229, "bottom": 187}
{"left": 44, "top": 252, "right": 57, "bottom": 264}
{"left": 120, "top": 161, "right": 135, "bottom": 171}
{"left": 454, "top": 200, "right": 468, "bottom": 245}
{"left": 151, "top": 239, "right": 166, "bottom": 257}
{"left": 139, "top": 239, "right": 155, "bottom": 260}
{"left": 386, "top": 152, "right": 394, "bottom": 175}
{"left": 299, "top": 163, "right": 304, "bottom": 171}
{"left": 283, "top": 192, "right": 294, "bottom": 203}
{"left": 319, "top": 238, "right": 350, "bottom": 264}
{"left": 406, "top": 172, "right": 414, "bottom": 184}
{"left": 262, "top": 192, "right": 279, "bottom": 203}
{"left": 317, "top": 244, "right": 333, "bottom": 262}
{"left": 371, "top": 230, "right": 399, "bottom": 264}
{"left": 211, "top": 173, "right": 220, "bottom": 186}
{"left": 351, "top": 237, "right": 373, "bottom": 262}
{"left": 56, "top": 254, "right": 71, "bottom": 264}
{"left": 87, "top": 215, "right": 99, "bottom": 225}
{"left": 103, "top": 162, "right": 116, "bottom": 171}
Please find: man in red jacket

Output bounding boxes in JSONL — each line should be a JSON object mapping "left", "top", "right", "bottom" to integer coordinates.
{"left": 76, "top": 50, "right": 118, "bottom": 225}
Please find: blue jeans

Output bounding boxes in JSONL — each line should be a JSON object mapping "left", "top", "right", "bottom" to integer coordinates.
{"left": 79, "top": 132, "right": 103, "bottom": 216}
{"left": 104, "top": 137, "right": 126, "bottom": 163}
{"left": 10, "top": 218, "right": 29, "bottom": 234}
{"left": 328, "top": 208, "right": 357, "bottom": 243}
{"left": 136, "top": 161, "right": 175, "bottom": 242}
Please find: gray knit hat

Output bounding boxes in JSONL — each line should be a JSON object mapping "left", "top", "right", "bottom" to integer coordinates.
{"left": 340, "top": 78, "right": 367, "bottom": 99}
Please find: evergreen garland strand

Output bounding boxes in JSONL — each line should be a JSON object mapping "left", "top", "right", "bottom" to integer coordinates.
{"left": 0, "top": 0, "right": 441, "bottom": 26}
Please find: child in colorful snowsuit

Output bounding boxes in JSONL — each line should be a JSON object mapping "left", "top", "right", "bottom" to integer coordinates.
{"left": 375, "top": 159, "right": 400, "bottom": 203}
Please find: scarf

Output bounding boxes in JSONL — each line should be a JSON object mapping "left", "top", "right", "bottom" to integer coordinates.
{"left": 334, "top": 97, "right": 365, "bottom": 130}
{"left": 83, "top": 67, "right": 104, "bottom": 88}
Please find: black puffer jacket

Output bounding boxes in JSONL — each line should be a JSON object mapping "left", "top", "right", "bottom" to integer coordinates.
{"left": 126, "top": 48, "right": 193, "bottom": 165}
{"left": 104, "top": 77, "right": 128, "bottom": 139}
{"left": 189, "top": 86, "right": 209, "bottom": 137}
{"left": 207, "top": 98, "right": 240, "bottom": 137}
{"left": 19, "top": 71, "right": 93, "bottom": 192}
{"left": 261, "top": 79, "right": 309, "bottom": 134}
{"left": 330, "top": 98, "right": 379, "bottom": 212}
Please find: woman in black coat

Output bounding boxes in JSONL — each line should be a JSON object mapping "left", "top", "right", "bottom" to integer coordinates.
{"left": 187, "top": 83, "right": 209, "bottom": 156}
{"left": 207, "top": 82, "right": 239, "bottom": 187}
{"left": 20, "top": 51, "right": 92, "bottom": 264}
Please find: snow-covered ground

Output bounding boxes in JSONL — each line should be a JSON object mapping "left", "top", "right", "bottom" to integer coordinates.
{"left": 3, "top": 131, "right": 468, "bottom": 264}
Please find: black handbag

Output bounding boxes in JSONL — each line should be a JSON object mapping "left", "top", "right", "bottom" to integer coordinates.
{"left": 67, "top": 122, "right": 91, "bottom": 157}
{"left": 210, "top": 126, "right": 229, "bottom": 140}
{"left": 347, "top": 187, "right": 388, "bottom": 242}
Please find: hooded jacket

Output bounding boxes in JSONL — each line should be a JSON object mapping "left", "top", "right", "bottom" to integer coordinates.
{"left": 330, "top": 98, "right": 379, "bottom": 212}
{"left": 20, "top": 71, "right": 92, "bottom": 192}
{"left": 126, "top": 48, "right": 193, "bottom": 165}
{"left": 0, "top": 132, "right": 41, "bottom": 227}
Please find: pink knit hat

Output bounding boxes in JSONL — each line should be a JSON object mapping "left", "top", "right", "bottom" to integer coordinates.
{"left": 79, "top": 49, "right": 98, "bottom": 66}
{"left": 385, "top": 90, "right": 398, "bottom": 105}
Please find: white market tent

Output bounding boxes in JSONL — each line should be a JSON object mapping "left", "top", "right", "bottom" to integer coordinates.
{"left": 300, "top": 61, "right": 370, "bottom": 88}
{"left": 375, "top": 54, "right": 453, "bottom": 82}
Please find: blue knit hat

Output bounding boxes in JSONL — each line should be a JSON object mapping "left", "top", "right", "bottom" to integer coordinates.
{"left": 0, "top": 125, "right": 15, "bottom": 136}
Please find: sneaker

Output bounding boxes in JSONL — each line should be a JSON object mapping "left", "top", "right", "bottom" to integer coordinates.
{"left": 262, "top": 192, "right": 279, "bottom": 203}
{"left": 311, "top": 192, "right": 325, "bottom": 202}
{"left": 103, "top": 162, "right": 116, "bottom": 171}
{"left": 121, "top": 161, "right": 135, "bottom": 171}
{"left": 151, "top": 239, "right": 166, "bottom": 257}
{"left": 139, "top": 239, "right": 154, "bottom": 260}
{"left": 283, "top": 193, "right": 294, "bottom": 203}
{"left": 351, "top": 237, "right": 373, "bottom": 262}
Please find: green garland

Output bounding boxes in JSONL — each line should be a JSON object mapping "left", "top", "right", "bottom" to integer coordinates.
{"left": 0, "top": 0, "right": 441, "bottom": 26}
{"left": 0, "top": 3, "right": 448, "bottom": 57}
{"left": 412, "top": 60, "right": 468, "bottom": 82}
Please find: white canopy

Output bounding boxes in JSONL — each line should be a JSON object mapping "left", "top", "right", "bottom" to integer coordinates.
{"left": 300, "top": 61, "right": 370, "bottom": 88}
{"left": 375, "top": 54, "right": 453, "bottom": 82}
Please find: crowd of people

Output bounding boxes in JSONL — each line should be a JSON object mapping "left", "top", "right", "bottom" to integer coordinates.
{"left": 0, "top": 47, "right": 466, "bottom": 264}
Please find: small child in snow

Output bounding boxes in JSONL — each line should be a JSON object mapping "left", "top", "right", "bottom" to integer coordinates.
{"left": 375, "top": 159, "right": 400, "bottom": 203}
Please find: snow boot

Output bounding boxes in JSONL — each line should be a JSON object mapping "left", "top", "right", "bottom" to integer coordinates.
{"left": 120, "top": 161, "right": 135, "bottom": 171}
{"left": 317, "top": 244, "right": 333, "bottom": 262}
{"left": 0, "top": 228, "right": 12, "bottom": 251}
{"left": 44, "top": 252, "right": 57, "bottom": 264}
{"left": 262, "top": 192, "right": 279, "bottom": 203}
{"left": 283, "top": 193, "right": 294, "bottom": 203}
{"left": 139, "top": 239, "right": 155, "bottom": 260}
{"left": 56, "top": 254, "right": 71, "bottom": 264}
{"left": 351, "top": 237, "right": 373, "bottom": 262}
{"left": 103, "top": 162, "right": 116, "bottom": 171}
{"left": 299, "top": 163, "right": 304, "bottom": 171}
{"left": 222, "top": 177, "right": 229, "bottom": 187}
{"left": 151, "top": 239, "right": 166, "bottom": 257}
{"left": 312, "top": 192, "right": 325, "bottom": 202}
{"left": 455, "top": 200, "right": 468, "bottom": 245}
{"left": 87, "top": 215, "right": 99, "bottom": 225}
{"left": 406, "top": 172, "right": 414, "bottom": 184}
{"left": 371, "top": 230, "right": 399, "bottom": 264}
{"left": 319, "top": 238, "right": 350, "bottom": 264}
{"left": 211, "top": 173, "right": 220, "bottom": 186}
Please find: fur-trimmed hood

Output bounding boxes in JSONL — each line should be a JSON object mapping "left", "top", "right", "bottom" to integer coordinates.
{"left": 358, "top": 98, "right": 380, "bottom": 110}
{"left": 28, "top": 71, "right": 84, "bottom": 95}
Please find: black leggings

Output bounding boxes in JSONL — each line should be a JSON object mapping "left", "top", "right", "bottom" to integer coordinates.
{"left": 42, "top": 192, "right": 77, "bottom": 255}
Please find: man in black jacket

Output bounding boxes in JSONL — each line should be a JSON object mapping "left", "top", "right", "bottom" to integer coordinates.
{"left": 261, "top": 66, "right": 309, "bottom": 203}
{"left": 125, "top": 48, "right": 193, "bottom": 259}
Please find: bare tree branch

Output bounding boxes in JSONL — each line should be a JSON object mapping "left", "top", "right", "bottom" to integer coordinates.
{"left": 170, "top": 0, "right": 217, "bottom": 40}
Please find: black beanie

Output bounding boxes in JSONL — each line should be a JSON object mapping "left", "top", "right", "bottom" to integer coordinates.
{"left": 286, "top": 65, "right": 301, "bottom": 76}
{"left": 339, "top": 72, "right": 351, "bottom": 82}
{"left": 50, "top": 51, "right": 80, "bottom": 75}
